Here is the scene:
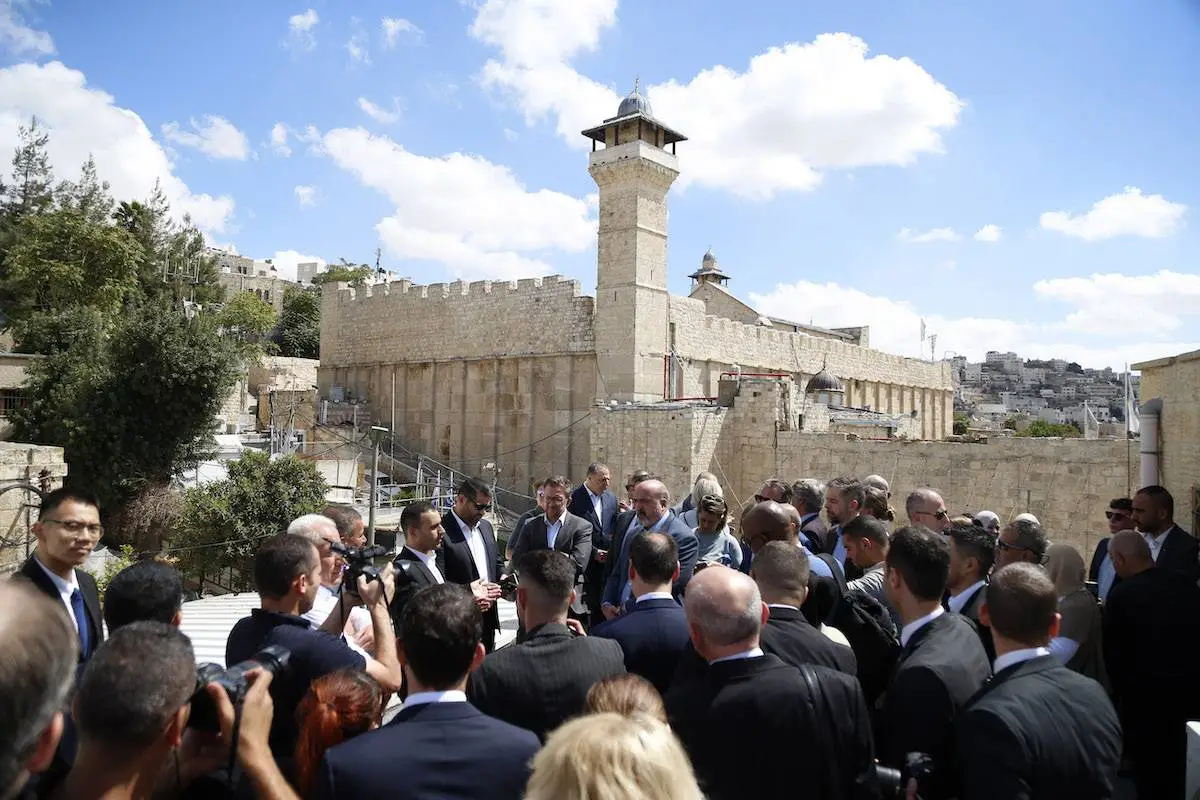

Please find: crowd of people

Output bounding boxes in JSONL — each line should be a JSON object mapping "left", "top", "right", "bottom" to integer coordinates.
{"left": 4, "top": 468, "right": 1200, "bottom": 799}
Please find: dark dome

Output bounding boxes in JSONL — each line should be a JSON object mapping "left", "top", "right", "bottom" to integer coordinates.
{"left": 805, "top": 369, "right": 844, "bottom": 394}
{"left": 617, "top": 83, "right": 652, "bottom": 117}
{"left": 702, "top": 248, "right": 716, "bottom": 263}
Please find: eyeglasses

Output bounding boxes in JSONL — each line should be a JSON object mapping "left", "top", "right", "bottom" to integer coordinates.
{"left": 995, "top": 539, "right": 1030, "bottom": 552}
{"left": 1105, "top": 511, "right": 1129, "bottom": 521}
{"left": 471, "top": 500, "right": 492, "bottom": 512}
{"left": 41, "top": 519, "right": 103, "bottom": 537}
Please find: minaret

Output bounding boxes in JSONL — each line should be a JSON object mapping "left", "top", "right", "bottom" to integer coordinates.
{"left": 582, "top": 80, "right": 687, "bottom": 402}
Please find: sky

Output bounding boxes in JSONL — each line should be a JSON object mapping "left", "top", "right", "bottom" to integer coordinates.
{"left": 2, "top": 0, "right": 1199, "bottom": 370}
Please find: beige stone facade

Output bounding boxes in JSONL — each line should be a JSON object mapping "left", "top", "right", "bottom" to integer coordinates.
{"left": 0, "top": 442, "right": 68, "bottom": 576}
{"left": 317, "top": 94, "right": 956, "bottom": 496}
{"left": 1133, "top": 348, "right": 1200, "bottom": 531}
{"left": 592, "top": 380, "right": 1137, "bottom": 559}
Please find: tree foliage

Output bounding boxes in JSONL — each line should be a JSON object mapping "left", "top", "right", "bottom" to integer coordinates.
{"left": 275, "top": 287, "right": 320, "bottom": 359}
{"left": 311, "top": 258, "right": 374, "bottom": 287}
{"left": 172, "top": 451, "right": 328, "bottom": 588}
{"left": 1016, "top": 419, "right": 1082, "bottom": 438}
{"left": 217, "top": 290, "right": 278, "bottom": 352}
{"left": 952, "top": 412, "right": 970, "bottom": 436}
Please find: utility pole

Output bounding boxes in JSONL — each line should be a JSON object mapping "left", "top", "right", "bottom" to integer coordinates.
{"left": 366, "top": 426, "right": 389, "bottom": 546}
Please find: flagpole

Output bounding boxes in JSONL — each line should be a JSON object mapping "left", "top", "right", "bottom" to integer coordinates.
{"left": 1125, "top": 364, "right": 1132, "bottom": 495}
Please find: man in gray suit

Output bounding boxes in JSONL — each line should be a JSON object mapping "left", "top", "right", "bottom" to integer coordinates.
{"left": 509, "top": 476, "right": 592, "bottom": 619}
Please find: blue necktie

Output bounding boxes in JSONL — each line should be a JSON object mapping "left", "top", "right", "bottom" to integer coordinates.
{"left": 70, "top": 588, "right": 91, "bottom": 658}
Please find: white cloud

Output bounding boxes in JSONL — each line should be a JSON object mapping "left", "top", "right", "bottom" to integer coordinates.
{"left": 0, "top": 61, "right": 235, "bottom": 233}
{"left": 319, "top": 126, "right": 596, "bottom": 279}
{"left": 898, "top": 226, "right": 959, "bottom": 243}
{"left": 748, "top": 271, "right": 1200, "bottom": 370}
{"left": 0, "top": 0, "right": 54, "bottom": 56}
{"left": 973, "top": 224, "right": 1002, "bottom": 242}
{"left": 270, "top": 122, "right": 291, "bottom": 156}
{"left": 270, "top": 250, "right": 326, "bottom": 282}
{"left": 1040, "top": 187, "right": 1187, "bottom": 241}
{"left": 346, "top": 31, "right": 370, "bottom": 64}
{"left": 472, "top": 2, "right": 963, "bottom": 198}
{"left": 286, "top": 9, "right": 319, "bottom": 51}
{"left": 294, "top": 185, "right": 317, "bottom": 206}
{"left": 503, "top": 127, "right": 519, "bottom": 142}
{"left": 161, "top": 115, "right": 250, "bottom": 161}
{"left": 382, "top": 17, "right": 422, "bottom": 46}
{"left": 357, "top": 97, "right": 400, "bottom": 125}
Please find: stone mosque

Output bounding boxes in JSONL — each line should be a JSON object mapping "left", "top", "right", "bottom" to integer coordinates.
{"left": 318, "top": 85, "right": 955, "bottom": 492}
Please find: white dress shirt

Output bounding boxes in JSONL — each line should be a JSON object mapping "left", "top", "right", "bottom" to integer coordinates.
{"left": 948, "top": 580, "right": 987, "bottom": 615}
{"left": 404, "top": 546, "right": 445, "bottom": 584}
{"left": 1145, "top": 528, "right": 1171, "bottom": 562}
{"left": 900, "top": 606, "right": 945, "bottom": 647}
{"left": 302, "top": 584, "right": 371, "bottom": 658}
{"left": 636, "top": 591, "right": 675, "bottom": 603}
{"left": 545, "top": 514, "right": 563, "bottom": 549}
{"left": 452, "top": 510, "right": 491, "bottom": 582}
{"left": 34, "top": 555, "right": 81, "bottom": 633}
{"left": 993, "top": 646, "right": 1052, "bottom": 674}
{"left": 401, "top": 689, "right": 467, "bottom": 710}
{"left": 710, "top": 647, "right": 764, "bottom": 665}
{"left": 588, "top": 490, "right": 604, "bottom": 525}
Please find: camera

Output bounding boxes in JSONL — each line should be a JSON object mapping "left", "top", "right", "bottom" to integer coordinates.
{"left": 189, "top": 645, "right": 291, "bottom": 731}
{"left": 873, "top": 752, "right": 935, "bottom": 799}
{"left": 332, "top": 541, "right": 390, "bottom": 586}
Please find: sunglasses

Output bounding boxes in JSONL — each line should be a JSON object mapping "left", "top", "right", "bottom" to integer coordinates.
{"left": 1105, "top": 511, "right": 1129, "bottom": 520}
{"left": 471, "top": 500, "right": 492, "bottom": 512}
{"left": 995, "top": 539, "right": 1030, "bottom": 552}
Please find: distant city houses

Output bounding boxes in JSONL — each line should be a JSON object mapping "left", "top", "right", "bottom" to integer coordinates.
{"left": 951, "top": 352, "right": 1138, "bottom": 436}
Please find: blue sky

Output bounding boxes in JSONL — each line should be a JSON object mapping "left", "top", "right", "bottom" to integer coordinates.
{"left": 2, "top": 0, "right": 1199, "bottom": 368}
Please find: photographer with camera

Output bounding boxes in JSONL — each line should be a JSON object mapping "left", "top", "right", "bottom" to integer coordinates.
{"left": 289, "top": 515, "right": 373, "bottom": 655}
{"left": 225, "top": 534, "right": 402, "bottom": 759}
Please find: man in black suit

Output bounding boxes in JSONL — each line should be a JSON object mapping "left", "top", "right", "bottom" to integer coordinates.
{"left": 510, "top": 476, "right": 592, "bottom": 619}
{"left": 945, "top": 522, "right": 995, "bottom": 662}
{"left": 1, "top": 581, "right": 78, "bottom": 800}
{"left": 390, "top": 501, "right": 446, "bottom": 625}
{"left": 316, "top": 583, "right": 540, "bottom": 799}
{"left": 995, "top": 518, "right": 1048, "bottom": 570}
{"left": 590, "top": 532, "right": 689, "bottom": 694}
{"left": 877, "top": 525, "right": 990, "bottom": 800}
{"left": 599, "top": 471, "right": 652, "bottom": 594}
{"left": 467, "top": 550, "right": 625, "bottom": 741}
{"left": 1104, "top": 529, "right": 1200, "bottom": 799}
{"left": 752, "top": 541, "right": 856, "bottom": 675}
{"left": 664, "top": 565, "right": 875, "bottom": 800}
{"left": 601, "top": 479, "right": 699, "bottom": 619}
{"left": 1132, "top": 484, "right": 1200, "bottom": 582}
{"left": 1088, "top": 497, "right": 1133, "bottom": 602}
{"left": 17, "top": 488, "right": 104, "bottom": 665}
{"left": 568, "top": 463, "right": 618, "bottom": 626}
{"left": 954, "top": 563, "right": 1121, "bottom": 799}
{"left": 440, "top": 477, "right": 504, "bottom": 652}
{"left": 504, "top": 480, "right": 544, "bottom": 562}
{"left": 791, "top": 478, "right": 832, "bottom": 554}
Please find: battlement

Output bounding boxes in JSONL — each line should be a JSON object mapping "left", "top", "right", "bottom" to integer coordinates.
{"left": 332, "top": 274, "right": 583, "bottom": 304}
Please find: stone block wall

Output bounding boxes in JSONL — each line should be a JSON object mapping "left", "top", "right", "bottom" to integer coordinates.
{"left": 0, "top": 442, "right": 67, "bottom": 575}
{"left": 1137, "top": 349, "right": 1200, "bottom": 531}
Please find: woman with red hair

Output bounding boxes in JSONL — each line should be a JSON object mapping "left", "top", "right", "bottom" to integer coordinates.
{"left": 293, "top": 669, "right": 384, "bottom": 796}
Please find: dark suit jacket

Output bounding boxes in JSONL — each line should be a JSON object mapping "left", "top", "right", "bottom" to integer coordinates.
{"left": 665, "top": 653, "right": 875, "bottom": 800}
{"left": 390, "top": 547, "right": 442, "bottom": 629}
{"left": 601, "top": 512, "right": 699, "bottom": 607}
{"left": 1153, "top": 524, "right": 1200, "bottom": 582}
{"left": 440, "top": 512, "right": 503, "bottom": 644}
{"left": 956, "top": 655, "right": 1121, "bottom": 800}
{"left": 802, "top": 513, "right": 833, "bottom": 555}
{"left": 505, "top": 507, "right": 540, "bottom": 558}
{"left": 510, "top": 511, "right": 592, "bottom": 615}
{"left": 951, "top": 582, "right": 996, "bottom": 663}
{"left": 568, "top": 485, "right": 618, "bottom": 550}
{"left": 589, "top": 596, "right": 689, "bottom": 694}
{"left": 761, "top": 605, "right": 857, "bottom": 675}
{"left": 601, "top": 509, "right": 638, "bottom": 589}
{"left": 314, "top": 701, "right": 540, "bottom": 800}
{"left": 876, "top": 612, "right": 990, "bottom": 800}
{"left": 1088, "top": 537, "right": 1110, "bottom": 584}
{"left": 466, "top": 622, "right": 625, "bottom": 741}
{"left": 17, "top": 555, "right": 103, "bottom": 661}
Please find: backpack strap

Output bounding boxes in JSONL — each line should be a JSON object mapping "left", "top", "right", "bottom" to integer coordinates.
{"left": 799, "top": 664, "right": 845, "bottom": 796}
{"left": 816, "top": 553, "right": 848, "bottom": 593}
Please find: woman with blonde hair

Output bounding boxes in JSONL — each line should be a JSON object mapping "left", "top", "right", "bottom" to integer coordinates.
{"left": 525, "top": 712, "right": 703, "bottom": 800}
{"left": 585, "top": 673, "right": 666, "bottom": 722}
{"left": 1045, "top": 542, "right": 1107, "bottom": 688}
{"left": 862, "top": 486, "right": 896, "bottom": 524}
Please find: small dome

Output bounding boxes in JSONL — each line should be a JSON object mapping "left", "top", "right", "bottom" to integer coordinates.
{"left": 702, "top": 248, "right": 716, "bottom": 264}
{"left": 617, "top": 79, "right": 652, "bottom": 117}
{"left": 805, "top": 369, "right": 844, "bottom": 394}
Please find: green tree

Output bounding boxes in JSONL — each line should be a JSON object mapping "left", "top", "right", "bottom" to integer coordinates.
{"left": 172, "top": 451, "right": 328, "bottom": 588}
{"left": 2, "top": 117, "right": 55, "bottom": 221}
{"left": 953, "top": 412, "right": 970, "bottom": 436}
{"left": 275, "top": 287, "right": 320, "bottom": 359}
{"left": 311, "top": 258, "right": 373, "bottom": 287}
{"left": 1017, "top": 419, "right": 1081, "bottom": 438}
{"left": 11, "top": 304, "right": 242, "bottom": 517}
{"left": 82, "top": 544, "right": 137, "bottom": 600}
{"left": 217, "top": 291, "right": 278, "bottom": 352}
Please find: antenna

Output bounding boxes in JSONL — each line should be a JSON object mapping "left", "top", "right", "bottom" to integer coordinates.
{"left": 634, "top": 76, "right": 640, "bottom": 94}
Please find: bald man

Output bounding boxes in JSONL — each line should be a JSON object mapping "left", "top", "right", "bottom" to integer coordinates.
{"left": 664, "top": 567, "right": 874, "bottom": 800}
{"left": 1104, "top": 529, "right": 1200, "bottom": 800}
{"left": 743, "top": 502, "right": 837, "bottom": 580}
{"left": 600, "top": 479, "right": 698, "bottom": 619}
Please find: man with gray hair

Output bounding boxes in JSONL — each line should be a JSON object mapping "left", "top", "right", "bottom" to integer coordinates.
{"left": 680, "top": 473, "right": 722, "bottom": 528}
{"left": 675, "top": 471, "right": 719, "bottom": 517}
{"left": 289, "top": 513, "right": 371, "bottom": 653}
{"left": 862, "top": 474, "right": 891, "bottom": 498}
{"left": 791, "top": 478, "right": 829, "bottom": 553}
{"left": 996, "top": 518, "right": 1049, "bottom": 569}
{"left": 665, "top": 566, "right": 875, "bottom": 800}
{"left": 1, "top": 582, "right": 78, "bottom": 800}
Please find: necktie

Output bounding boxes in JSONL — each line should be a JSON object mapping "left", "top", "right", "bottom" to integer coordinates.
{"left": 70, "top": 588, "right": 91, "bottom": 659}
